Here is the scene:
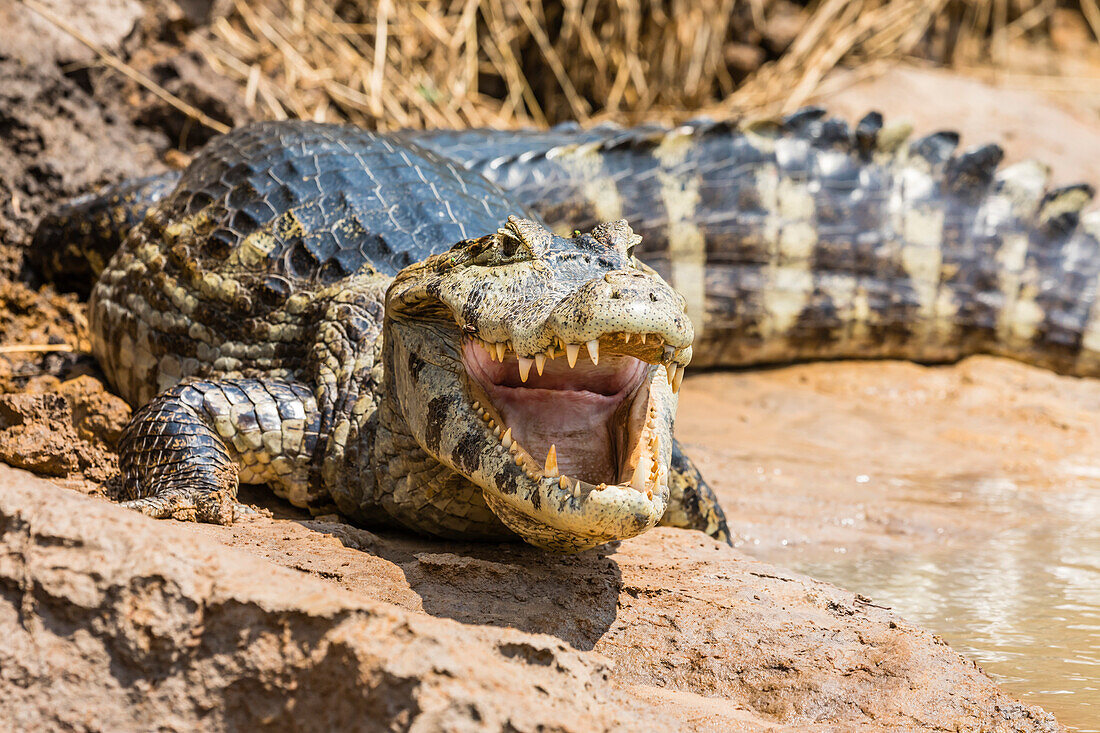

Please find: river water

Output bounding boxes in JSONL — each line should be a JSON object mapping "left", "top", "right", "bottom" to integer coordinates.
{"left": 678, "top": 357, "right": 1100, "bottom": 731}
{"left": 779, "top": 476, "right": 1100, "bottom": 731}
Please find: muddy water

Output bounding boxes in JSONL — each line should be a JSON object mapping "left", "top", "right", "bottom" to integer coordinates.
{"left": 677, "top": 356, "right": 1100, "bottom": 731}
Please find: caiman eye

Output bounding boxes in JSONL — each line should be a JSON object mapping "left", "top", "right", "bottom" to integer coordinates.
{"left": 470, "top": 241, "right": 533, "bottom": 267}
{"left": 590, "top": 219, "right": 641, "bottom": 258}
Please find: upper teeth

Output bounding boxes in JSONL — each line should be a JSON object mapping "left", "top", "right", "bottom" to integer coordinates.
{"left": 476, "top": 335, "right": 688, "bottom": 392}
{"left": 517, "top": 357, "right": 533, "bottom": 382}
{"left": 565, "top": 343, "right": 580, "bottom": 368}
{"left": 585, "top": 339, "right": 600, "bottom": 366}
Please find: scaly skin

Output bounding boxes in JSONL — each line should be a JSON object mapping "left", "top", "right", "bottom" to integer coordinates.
{"left": 409, "top": 108, "right": 1100, "bottom": 374}
{"left": 77, "top": 121, "right": 716, "bottom": 552}
{"left": 41, "top": 108, "right": 1100, "bottom": 551}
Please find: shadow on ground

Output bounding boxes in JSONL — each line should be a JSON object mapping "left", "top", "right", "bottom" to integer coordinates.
{"left": 236, "top": 484, "right": 623, "bottom": 651}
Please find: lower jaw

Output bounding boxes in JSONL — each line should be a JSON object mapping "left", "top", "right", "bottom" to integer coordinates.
{"left": 481, "top": 484, "right": 665, "bottom": 552}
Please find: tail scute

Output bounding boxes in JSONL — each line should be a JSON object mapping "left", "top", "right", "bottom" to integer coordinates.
{"left": 945, "top": 144, "right": 1004, "bottom": 198}
{"left": 910, "top": 131, "right": 960, "bottom": 167}
{"left": 854, "top": 111, "right": 883, "bottom": 158}
{"left": 1038, "top": 184, "right": 1096, "bottom": 237}
{"left": 30, "top": 172, "right": 181, "bottom": 296}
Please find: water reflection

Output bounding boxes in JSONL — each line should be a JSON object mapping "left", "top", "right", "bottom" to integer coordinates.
{"left": 759, "top": 478, "right": 1100, "bottom": 732}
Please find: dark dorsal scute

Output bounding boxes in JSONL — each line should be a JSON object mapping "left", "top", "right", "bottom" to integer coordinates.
{"left": 161, "top": 121, "right": 533, "bottom": 283}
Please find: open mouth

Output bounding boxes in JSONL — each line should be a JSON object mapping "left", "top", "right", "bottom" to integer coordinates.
{"left": 462, "top": 334, "right": 685, "bottom": 499}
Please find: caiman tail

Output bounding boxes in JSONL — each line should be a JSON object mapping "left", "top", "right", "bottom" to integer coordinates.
{"left": 408, "top": 109, "right": 1100, "bottom": 375}
{"left": 30, "top": 173, "right": 181, "bottom": 297}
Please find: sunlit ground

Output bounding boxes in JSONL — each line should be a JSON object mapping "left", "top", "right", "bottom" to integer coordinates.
{"left": 677, "top": 357, "right": 1100, "bottom": 730}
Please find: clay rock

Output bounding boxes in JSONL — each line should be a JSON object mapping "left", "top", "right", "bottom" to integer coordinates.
{"left": 0, "top": 466, "right": 1061, "bottom": 731}
{"left": 0, "top": 377, "right": 127, "bottom": 483}
{"left": 0, "top": 466, "right": 629, "bottom": 731}
{"left": 204, "top": 509, "right": 1065, "bottom": 732}
{"left": 0, "top": 0, "right": 144, "bottom": 66}
{"left": 0, "top": 57, "right": 167, "bottom": 270}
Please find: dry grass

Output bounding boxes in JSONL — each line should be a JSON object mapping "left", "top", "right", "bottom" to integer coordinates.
{"left": 193, "top": 0, "right": 1100, "bottom": 130}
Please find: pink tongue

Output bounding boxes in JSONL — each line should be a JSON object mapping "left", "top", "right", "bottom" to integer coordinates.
{"left": 492, "top": 387, "right": 619, "bottom": 483}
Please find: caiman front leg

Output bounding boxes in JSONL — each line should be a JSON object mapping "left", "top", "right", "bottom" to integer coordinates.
{"left": 116, "top": 276, "right": 387, "bottom": 524}
{"left": 659, "top": 439, "right": 732, "bottom": 545}
{"left": 117, "top": 378, "right": 323, "bottom": 522}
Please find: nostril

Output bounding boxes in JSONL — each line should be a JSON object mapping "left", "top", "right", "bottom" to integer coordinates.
{"left": 610, "top": 290, "right": 622, "bottom": 299}
{"left": 649, "top": 292, "right": 659, "bottom": 302}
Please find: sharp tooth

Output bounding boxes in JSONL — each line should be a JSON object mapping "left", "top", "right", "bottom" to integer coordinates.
{"left": 565, "top": 343, "right": 580, "bottom": 368}
{"left": 472, "top": 401, "right": 480, "bottom": 411}
{"left": 663, "top": 346, "right": 675, "bottom": 363}
{"left": 666, "top": 363, "right": 677, "bottom": 385}
{"left": 672, "top": 365, "right": 684, "bottom": 393}
{"left": 496, "top": 342, "right": 507, "bottom": 362}
{"left": 559, "top": 475, "right": 571, "bottom": 490}
{"left": 573, "top": 484, "right": 581, "bottom": 499}
{"left": 515, "top": 453, "right": 525, "bottom": 466}
{"left": 517, "top": 357, "right": 533, "bottom": 382}
{"left": 544, "top": 444, "right": 558, "bottom": 477}
{"left": 482, "top": 412, "right": 491, "bottom": 422}
{"left": 640, "top": 333, "right": 647, "bottom": 344}
{"left": 501, "top": 427, "right": 513, "bottom": 448}
{"left": 534, "top": 352, "right": 546, "bottom": 375}
{"left": 623, "top": 333, "right": 632, "bottom": 344}
{"left": 488, "top": 419, "right": 495, "bottom": 429}
{"left": 632, "top": 456, "right": 651, "bottom": 490}
{"left": 493, "top": 425, "right": 501, "bottom": 436}
{"left": 586, "top": 339, "right": 600, "bottom": 365}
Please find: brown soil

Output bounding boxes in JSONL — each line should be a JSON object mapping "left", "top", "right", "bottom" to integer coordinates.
{"left": 0, "top": 466, "right": 1063, "bottom": 731}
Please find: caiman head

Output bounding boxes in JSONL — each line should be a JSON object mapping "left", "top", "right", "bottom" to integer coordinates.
{"left": 383, "top": 217, "right": 693, "bottom": 552}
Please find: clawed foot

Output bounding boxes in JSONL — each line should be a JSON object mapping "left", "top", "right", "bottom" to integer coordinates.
{"left": 121, "top": 487, "right": 238, "bottom": 524}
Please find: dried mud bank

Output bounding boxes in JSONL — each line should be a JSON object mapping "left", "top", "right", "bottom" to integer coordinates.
{"left": 0, "top": 466, "right": 1060, "bottom": 731}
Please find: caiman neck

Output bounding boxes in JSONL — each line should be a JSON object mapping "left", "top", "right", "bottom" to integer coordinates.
{"left": 369, "top": 390, "right": 514, "bottom": 540}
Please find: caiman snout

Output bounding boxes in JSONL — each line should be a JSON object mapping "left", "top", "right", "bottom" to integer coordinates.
{"left": 547, "top": 268, "right": 694, "bottom": 353}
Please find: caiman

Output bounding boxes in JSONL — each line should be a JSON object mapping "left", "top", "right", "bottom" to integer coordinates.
{"left": 32, "top": 108, "right": 1100, "bottom": 552}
